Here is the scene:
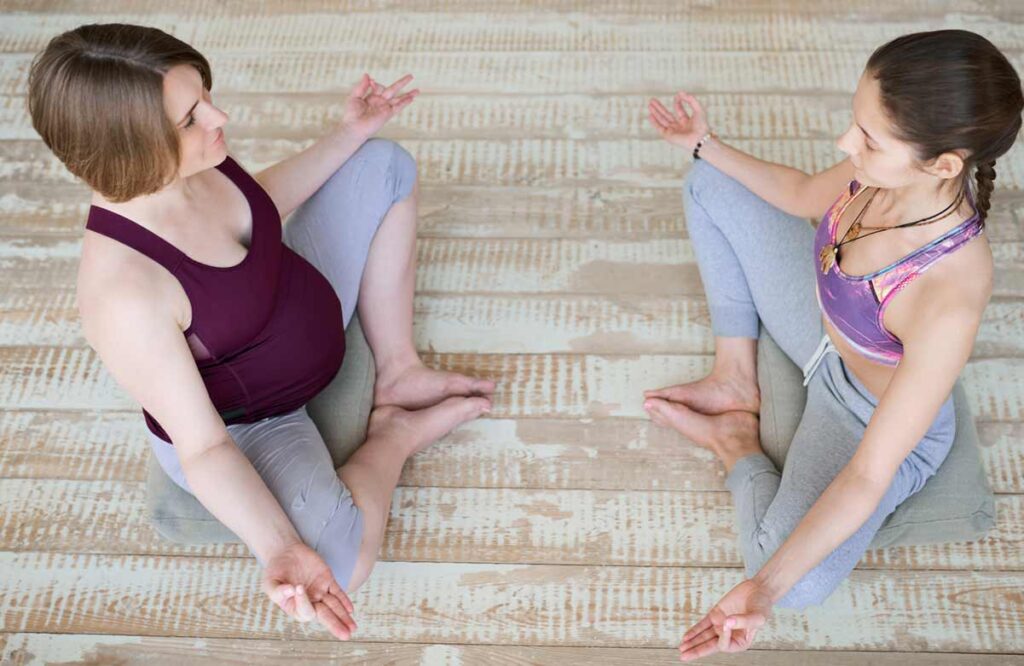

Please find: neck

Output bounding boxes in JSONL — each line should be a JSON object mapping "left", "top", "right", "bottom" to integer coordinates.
{"left": 871, "top": 176, "right": 969, "bottom": 228}
{"left": 92, "top": 171, "right": 198, "bottom": 212}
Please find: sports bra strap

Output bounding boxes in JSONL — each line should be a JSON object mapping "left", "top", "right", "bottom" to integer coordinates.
{"left": 85, "top": 205, "right": 186, "bottom": 274}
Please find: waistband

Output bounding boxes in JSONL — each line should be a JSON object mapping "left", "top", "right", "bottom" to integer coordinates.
{"left": 801, "top": 333, "right": 839, "bottom": 387}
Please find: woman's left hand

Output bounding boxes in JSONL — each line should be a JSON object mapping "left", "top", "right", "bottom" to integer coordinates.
{"left": 678, "top": 578, "right": 772, "bottom": 661}
{"left": 340, "top": 73, "right": 419, "bottom": 141}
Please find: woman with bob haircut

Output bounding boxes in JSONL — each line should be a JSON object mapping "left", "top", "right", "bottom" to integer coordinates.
{"left": 28, "top": 23, "right": 495, "bottom": 639}
{"left": 644, "top": 29, "right": 1022, "bottom": 659}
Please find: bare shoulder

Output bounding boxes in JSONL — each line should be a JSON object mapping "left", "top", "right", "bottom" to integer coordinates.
{"left": 76, "top": 232, "right": 187, "bottom": 339}
{"left": 886, "top": 231, "right": 993, "bottom": 340}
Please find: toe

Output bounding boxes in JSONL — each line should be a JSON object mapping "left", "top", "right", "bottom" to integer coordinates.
{"left": 471, "top": 378, "right": 497, "bottom": 394}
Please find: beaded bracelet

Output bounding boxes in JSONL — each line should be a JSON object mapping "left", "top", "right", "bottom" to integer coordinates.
{"left": 692, "top": 131, "right": 716, "bottom": 160}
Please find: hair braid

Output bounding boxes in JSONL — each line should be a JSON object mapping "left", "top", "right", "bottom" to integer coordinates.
{"left": 974, "top": 159, "right": 997, "bottom": 224}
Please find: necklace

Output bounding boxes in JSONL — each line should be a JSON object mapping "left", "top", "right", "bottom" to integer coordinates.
{"left": 818, "top": 185, "right": 967, "bottom": 275}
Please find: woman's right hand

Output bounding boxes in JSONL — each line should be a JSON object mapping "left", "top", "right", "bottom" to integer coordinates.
{"left": 647, "top": 91, "right": 711, "bottom": 151}
{"left": 262, "top": 540, "right": 357, "bottom": 640}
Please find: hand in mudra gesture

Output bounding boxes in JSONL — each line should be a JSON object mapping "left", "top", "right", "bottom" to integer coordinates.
{"left": 341, "top": 72, "right": 419, "bottom": 140}
{"left": 262, "top": 540, "right": 357, "bottom": 640}
{"left": 648, "top": 91, "right": 711, "bottom": 151}
{"left": 679, "top": 578, "right": 772, "bottom": 661}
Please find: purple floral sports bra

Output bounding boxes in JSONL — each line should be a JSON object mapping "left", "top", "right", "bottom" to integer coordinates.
{"left": 813, "top": 179, "right": 984, "bottom": 367}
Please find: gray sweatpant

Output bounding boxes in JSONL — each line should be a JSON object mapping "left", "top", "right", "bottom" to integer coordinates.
{"left": 683, "top": 158, "right": 956, "bottom": 609}
{"left": 150, "top": 138, "right": 418, "bottom": 591}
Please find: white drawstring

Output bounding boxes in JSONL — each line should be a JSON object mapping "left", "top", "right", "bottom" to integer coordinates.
{"left": 801, "top": 333, "right": 837, "bottom": 387}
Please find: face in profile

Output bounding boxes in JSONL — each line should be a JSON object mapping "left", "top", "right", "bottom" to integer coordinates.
{"left": 835, "top": 71, "right": 964, "bottom": 192}
{"left": 162, "top": 63, "right": 229, "bottom": 180}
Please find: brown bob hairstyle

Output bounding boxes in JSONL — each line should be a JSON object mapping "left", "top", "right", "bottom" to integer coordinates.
{"left": 28, "top": 23, "right": 212, "bottom": 202}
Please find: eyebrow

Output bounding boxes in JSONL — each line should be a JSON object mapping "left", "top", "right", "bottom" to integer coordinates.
{"left": 178, "top": 100, "right": 199, "bottom": 125}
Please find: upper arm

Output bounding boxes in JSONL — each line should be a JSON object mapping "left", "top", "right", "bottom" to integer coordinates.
{"left": 793, "top": 157, "right": 856, "bottom": 220}
{"left": 846, "top": 283, "right": 985, "bottom": 484}
{"left": 79, "top": 279, "right": 230, "bottom": 465}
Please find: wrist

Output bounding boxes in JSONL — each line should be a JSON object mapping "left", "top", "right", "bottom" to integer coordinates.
{"left": 331, "top": 122, "right": 372, "bottom": 150}
{"left": 255, "top": 531, "right": 303, "bottom": 566}
{"left": 751, "top": 565, "right": 787, "bottom": 603}
{"left": 691, "top": 130, "right": 717, "bottom": 159}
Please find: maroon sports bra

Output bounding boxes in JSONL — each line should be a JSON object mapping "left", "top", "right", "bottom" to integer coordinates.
{"left": 85, "top": 155, "right": 345, "bottom": 444}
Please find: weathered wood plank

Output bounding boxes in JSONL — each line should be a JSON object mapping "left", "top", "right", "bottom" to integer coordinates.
{"left": 0, "top": 91, "right": 905, "bottom": 141}
{"left": 5, "top": 50, "right": 1024, "bottom": 97}
{"left": 5, "top": 634, "right": 1020, "bottom": 666}
{"left": 4, "top": 287, "right": 1023, "bottom": 360}
{"left": 5, "top": 138, "right": 1024, "bottom": 191}
{"left": 1, "top": 0, "right": 1019, "bottom": 16}
{"left": 4, "top": 181, "right": 1023, "bottom": 242}
{"left": 1, "top": 13, "right": 1020, "bottom": 54}
{"left": 0, "top": 478, "right": 1019, "bottom": 571}
{"left": 2, "top": 412, "right": 1020, "bottom": 495}
{"left": 3, "top": 237, "right": 1023, "bottom": 302}
{"left": 3, "top": 347, "right": 1023, "bottom": 420}
{"left": 0, "top": 553, "right": 1022, "bottom": 650}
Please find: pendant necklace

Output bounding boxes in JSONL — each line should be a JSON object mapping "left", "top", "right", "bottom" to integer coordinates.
{"left": 818, "top": 185, "right": 967, "bottom": 275}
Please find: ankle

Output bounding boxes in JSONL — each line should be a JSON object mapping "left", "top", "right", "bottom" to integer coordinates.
{"left": 712, "top": 338, "right": 758, "bottom": 381}
{"left": 712, "top": 414, "right": 763, "bottom": 472}
{"left": 375, "top": 352, "right": 423, "bottom": 382}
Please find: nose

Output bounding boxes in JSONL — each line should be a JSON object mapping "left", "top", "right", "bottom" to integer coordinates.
{"left": 835, "top": 124, "right": 856, "bottom": 156}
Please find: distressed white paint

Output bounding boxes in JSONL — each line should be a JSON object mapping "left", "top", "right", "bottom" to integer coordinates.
{"left": 1, "top": 478, "right": 1019, "bottom": 570}
{"left": 1, "top": 13, "right": 1020, "bottom": 55}
{"left": 0, "top": 553, "right": 1022, "bottom": 650}
{"left": 2, "top": 2, "right": 1022, "bottom": 661}
{"left": 4, "top": 138, "right": 1024, "bottom": 190}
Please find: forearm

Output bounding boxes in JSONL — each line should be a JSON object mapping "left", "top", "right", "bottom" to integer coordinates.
{"left": 180, "top": 439, "right": 302, "bottom": 564}
{"left": 691, "top": 135, "right": 811, "bottom": 218}
{"left": 752, "top": 468, "right": 887, "bottom": 602}
{"left": 256, "top": 125, "right": 368, "bottom": 219}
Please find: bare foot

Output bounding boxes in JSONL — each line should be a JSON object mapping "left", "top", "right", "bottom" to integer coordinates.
{"left": 374, "top": 360, "right": 496, "bottom": 411}
{"left": 644, "top": 368, "right": 760, "bottom": 415}
{"left": 367, "top": 395, "right": 492, "bottom": 456}
{"left": 644, "top": 397, "right": 763, "bottom": 473}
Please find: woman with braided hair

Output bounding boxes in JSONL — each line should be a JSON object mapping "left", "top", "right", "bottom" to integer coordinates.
{"left": 644, "top": 29, "right": 1022, "bottom": 659}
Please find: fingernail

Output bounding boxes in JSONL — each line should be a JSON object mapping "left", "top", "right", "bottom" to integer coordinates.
{"left": 726, "top": 618, "right": 736, "bottom": 628}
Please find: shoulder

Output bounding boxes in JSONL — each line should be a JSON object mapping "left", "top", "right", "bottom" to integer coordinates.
{"left": 887, "top": 230, "right": 992, "bottom": 344}
{"left": 77, "top": 232, "right": 185, "bottom": 341}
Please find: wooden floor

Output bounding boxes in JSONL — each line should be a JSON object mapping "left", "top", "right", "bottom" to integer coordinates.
{"left": 2, "top": 1, "right": 1024, "bottom": 664}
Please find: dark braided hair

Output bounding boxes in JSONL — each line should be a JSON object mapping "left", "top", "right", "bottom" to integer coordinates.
{"left": 866, "top": 29, "right": 1023, "bottom": 225}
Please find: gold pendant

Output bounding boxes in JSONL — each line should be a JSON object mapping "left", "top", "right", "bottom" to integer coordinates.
{"left": 819, "top": 244, "right": 836, "bottom": 274}
{"left": 848, "top": 221, "right": 862, "bottom": 239}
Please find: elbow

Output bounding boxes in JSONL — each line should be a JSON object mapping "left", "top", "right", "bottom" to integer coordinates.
{"left": 176, "top": 432, "right": 234, "bottom": 473}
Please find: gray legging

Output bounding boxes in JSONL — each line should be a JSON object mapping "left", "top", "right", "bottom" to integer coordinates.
{"left": 683, "top": 158, "right": 956, "bottom": 609}
{"left": 150, "top": 138, "right": 417, "bottom": 591}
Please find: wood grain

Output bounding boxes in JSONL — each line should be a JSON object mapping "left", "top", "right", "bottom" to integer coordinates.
{"left": 0, "top": 553, "right": 1022, "bottom": 650}
{"left": 4, "top": 138, "right": 1024, "bottom": 191}
{"left": 2, "top": 346, "right": 1023, "bottom": 420}
{"left": 1, "top": 13, "right": 1021, "bottom": 54}
{"left": 4, "top": 287, "right": 1024, "bottom": 359}
{"left": 0, "top": 478, "right": 1019, "bottom": 571}
{"left": 4, "top": 50, "right": 1024, "bottom": 97}
{"left": 5, "top": 634, "right": 1022, "bottom": 666}
{"left": 4, "top": 181, "right": 1023, "bottom": 243}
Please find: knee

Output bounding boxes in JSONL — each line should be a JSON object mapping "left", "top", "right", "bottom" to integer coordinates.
{"left": 682, "top": 157, "right": 722, "bottom": 202}
{"left": 681, "top": 157, "right": 743, "bottom": 216}
{"left": 345, "top": 137, "right": 418, "bottom": 205}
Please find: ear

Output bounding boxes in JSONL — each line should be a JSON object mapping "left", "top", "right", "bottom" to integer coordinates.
{"left": 925, "top": 149, "right": 967, "bottom": 181}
